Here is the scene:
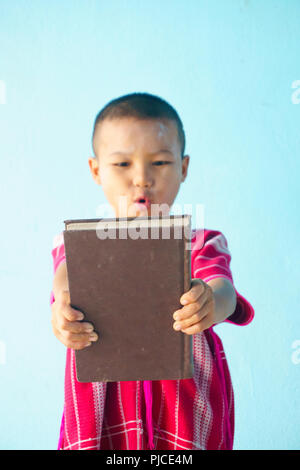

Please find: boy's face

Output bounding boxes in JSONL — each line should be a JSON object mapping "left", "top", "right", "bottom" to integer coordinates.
{"left": 88, "top": 117, "right": 189, "bottom": 218}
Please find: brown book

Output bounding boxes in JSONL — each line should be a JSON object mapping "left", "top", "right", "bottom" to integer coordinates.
{"left": 63, "top": 214, "right": 193, "bottom": 383}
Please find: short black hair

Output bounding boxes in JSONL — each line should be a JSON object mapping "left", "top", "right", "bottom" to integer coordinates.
{"left": 92, "top": 92, "right": 186, "bottom": 159}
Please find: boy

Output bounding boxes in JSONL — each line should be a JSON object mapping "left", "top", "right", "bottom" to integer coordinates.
{"left": 50, "top": 92, "right": 254, "bottom": 450}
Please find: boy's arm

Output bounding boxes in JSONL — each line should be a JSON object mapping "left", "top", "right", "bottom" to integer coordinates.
{"left": 52, "top": 260, "right": 69, "bottom": 301}
{"left": 207, "top": 277, "right": 237, "bottom": 324}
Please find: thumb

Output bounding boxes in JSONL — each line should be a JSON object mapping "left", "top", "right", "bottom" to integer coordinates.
{"left": 180, "top": 279, "right": 205, "bottom": 305}
{"left": 56, "top": 289, "right": 70, "bottom": 305}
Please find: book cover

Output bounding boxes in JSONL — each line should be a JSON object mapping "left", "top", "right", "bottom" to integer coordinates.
{"left": 63, "top": 214, "right": 194, "bottom": 382}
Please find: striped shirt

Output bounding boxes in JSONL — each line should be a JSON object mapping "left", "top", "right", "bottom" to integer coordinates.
{"left": 50, "top": 228, "right": 254, "bottom": 450}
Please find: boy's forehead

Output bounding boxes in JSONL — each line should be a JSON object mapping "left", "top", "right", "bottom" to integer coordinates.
{"left": 94, "top": 117, "right": 180, "bottom": 155}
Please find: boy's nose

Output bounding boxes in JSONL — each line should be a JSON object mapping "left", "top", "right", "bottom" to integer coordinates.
{"left": 132, "top": 167, "right": 153, "bottom": 188}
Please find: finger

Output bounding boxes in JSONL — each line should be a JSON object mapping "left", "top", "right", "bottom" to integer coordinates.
{"left": 180, "top": 279, "right": 205, "bottom": 305}
{"left": 55, "top": 312, "right": 89, "bottom": 335}
{"left": 181, "top": 314, "right": 213, "bottom": 335}
{"left": 61, "top": 321, "right": 94, "bottom": 334}
{"left": 66, "top": 338, "right": 93, "bottom": 350}
{"left": 174, "top": 289, "right": 211, "bottom": 321}
{"left": 52, "top": 324, "right": 95, "bottom": 349}
{"left": 62, "top": 330, "right": 99, "bottom": 344}
{"left": 55, "top": 290, "right": 84, "bottom": 321}
{"left": 173, "top": 302, "right": 199, "bottom": 321}
{"left": 70, "top": 342, "right": 93, "bottom": 350}
{"left": 173, "top": 299, "right": 213, "bottom": 331}
{"left": 63, "top": 306, "right": 85, "bottom": 322}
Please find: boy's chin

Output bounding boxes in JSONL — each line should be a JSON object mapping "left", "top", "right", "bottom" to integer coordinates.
{"left": 126, "top": 205, "right": 149, "bottom": 218}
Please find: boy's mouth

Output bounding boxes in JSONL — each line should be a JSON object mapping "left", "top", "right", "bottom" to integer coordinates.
{"left": 134, "top": 196, "right": 151, "bottom": 209}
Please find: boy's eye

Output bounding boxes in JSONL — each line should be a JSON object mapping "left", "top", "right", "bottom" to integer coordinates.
{"left": 153, "top": 161, "right": 171, "bottom": 166}
{"left": 113, "top": 161, "right": 171, "bottom": 167}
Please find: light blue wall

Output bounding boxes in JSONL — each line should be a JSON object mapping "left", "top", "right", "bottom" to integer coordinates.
{"left": 0, "top": 0, "right": 299, "bottom": 450}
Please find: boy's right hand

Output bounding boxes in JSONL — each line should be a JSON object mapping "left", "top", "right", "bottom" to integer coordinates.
{"left": 51, "top": 290, "right": 98, "bottom": 349}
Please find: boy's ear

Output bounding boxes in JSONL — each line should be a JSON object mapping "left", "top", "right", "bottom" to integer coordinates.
{"left": 181, "top": 155, "right": 190, "bottom": 182}
{"left": 88, "top": 156, "right": 101, "bottom": 185}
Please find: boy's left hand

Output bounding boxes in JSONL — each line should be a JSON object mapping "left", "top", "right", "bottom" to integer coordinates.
{"left": 173, "top": 278, "right": 215, "bottom": 335}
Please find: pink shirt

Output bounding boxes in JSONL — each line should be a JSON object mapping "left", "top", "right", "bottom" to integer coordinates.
{"left": 50, "top": 228, "right": 254, "bottom": 450}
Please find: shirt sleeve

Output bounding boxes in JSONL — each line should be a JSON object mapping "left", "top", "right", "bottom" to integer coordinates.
{"left": 49, "top": 232, "right": 66, "bottom": 306}
{"left": 191, "top": 229, "right": 255, "bottom": 326}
